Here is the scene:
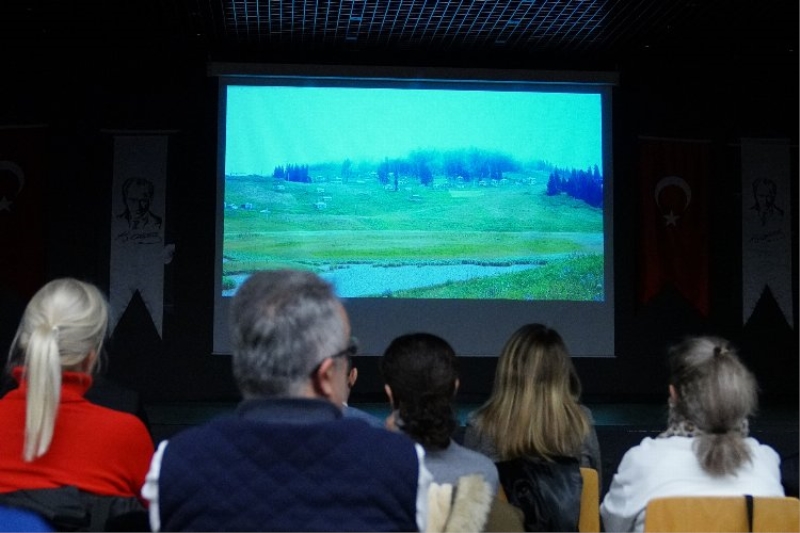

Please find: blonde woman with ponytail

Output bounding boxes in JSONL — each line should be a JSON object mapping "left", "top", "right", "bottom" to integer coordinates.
{"left": 0, "top": 278, "right": 153, "bottom": 528}
{"left": 600, "top": 336, "right": 785, "bottom": 532}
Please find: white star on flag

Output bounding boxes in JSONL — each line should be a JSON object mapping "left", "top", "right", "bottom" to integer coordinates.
{"left": 0, "top": 196, "right": 12, "bottom": 212}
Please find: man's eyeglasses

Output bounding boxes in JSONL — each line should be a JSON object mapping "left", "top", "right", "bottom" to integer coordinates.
{"left": 331, "top": 337, "right": 359, "bottom": 362}
{"left": 310, "top": 337, "right": 359, "bottom": 376}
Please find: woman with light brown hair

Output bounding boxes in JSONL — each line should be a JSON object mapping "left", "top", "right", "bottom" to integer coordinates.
{"left": 464, "top": 323, "right": 600, "bottom": 470}
{"left": 463, "top": 323, "right": 601, "bottom": 531}
{"left": 600, "top": 336, "right": 784, "bottom": 532}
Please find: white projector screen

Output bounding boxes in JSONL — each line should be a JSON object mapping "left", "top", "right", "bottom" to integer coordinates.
{"left": 211, "top": 63, "right": 616, "bottom": 357}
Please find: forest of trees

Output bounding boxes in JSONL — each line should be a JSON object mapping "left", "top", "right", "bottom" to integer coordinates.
{"left": 273, "top": 164, "right": 311, "bottom": 183}
{"left": 546, "top": 165, "right": 603, "bottom": 208}
{"left": 268, "top": 149, "right": 603, "bottom": 209}
{"left": 376, "top": 149, "right": 519, "bottom": 188}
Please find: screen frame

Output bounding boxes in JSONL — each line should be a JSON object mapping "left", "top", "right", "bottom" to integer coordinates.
{"left": 211, "top": 62, "right": 618, "bottom": 358}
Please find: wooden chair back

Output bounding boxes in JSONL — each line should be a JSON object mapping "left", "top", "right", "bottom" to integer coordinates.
{"left": 643, "top": 495, "right": 800, "bottom": 532}
{"left": 578, "top": 467, "right": 600, "bottom": 532}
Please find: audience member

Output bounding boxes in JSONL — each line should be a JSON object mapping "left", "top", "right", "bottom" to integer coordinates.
{"left": 142, "top": 269, "right": 431, "bottom": 532}
{"left": 600, "top": 336, "right": 785, "bottom": 532}
{"left": 382, "top": 333, "right": 499, "bottom": 493}
{"left": 381, "top": 333, "right": 521, "bottom": 533}
{"left": 0, "top": 278, "right": 154, "bottom": 531}
{"left": 464, "top": 323, "right": 601, "bottom": 469}
{"left": 462, "top": 323, "right": 600, "bottom": 531}
{"left": 1, "top": 286, "right": 151, "bottom": 432}
{"left": 342, "top": 347, "right": 385, "bottom": 428}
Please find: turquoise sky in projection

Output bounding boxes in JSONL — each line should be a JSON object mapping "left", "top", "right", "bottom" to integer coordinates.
{"left": 225, "top": 84, "right": 603, "bottom": 176}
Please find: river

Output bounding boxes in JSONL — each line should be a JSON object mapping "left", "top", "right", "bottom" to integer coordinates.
{"left": 223, "top": 262, "right": 540, "bottom": 297}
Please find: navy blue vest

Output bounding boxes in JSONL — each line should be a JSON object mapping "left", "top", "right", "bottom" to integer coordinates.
{"left": 159, "top": 399, "right": 420, "bottom": 532}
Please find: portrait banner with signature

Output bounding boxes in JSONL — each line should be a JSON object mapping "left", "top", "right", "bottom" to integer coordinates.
{"left": 741, "top": 138, "right": 793, "bottom": 326}
{"left": 637, "top": 137, "right": 711, "bottom": 315}
{"left": 110, "top": 135, "right": 168, "bottom": 336}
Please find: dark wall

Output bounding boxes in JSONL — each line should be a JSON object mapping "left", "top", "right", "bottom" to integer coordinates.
{"left": 1, "top": 40, "right": 797, "bottom": 407}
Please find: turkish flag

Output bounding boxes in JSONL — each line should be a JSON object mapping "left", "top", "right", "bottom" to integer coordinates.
{"left": 0, "top": 127, "right": 47, "bottom": 301}
{"left": 637, "top": 137, "right": 710, "bottom": 315}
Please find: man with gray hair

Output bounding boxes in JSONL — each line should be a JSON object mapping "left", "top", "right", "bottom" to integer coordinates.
{"left": 142, "top": 269, "right": 431, "bottom": 531}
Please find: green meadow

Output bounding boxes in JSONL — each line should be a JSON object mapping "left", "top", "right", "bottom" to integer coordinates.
{"left": 223, "top": 171, "right": 604, "bottom": 300}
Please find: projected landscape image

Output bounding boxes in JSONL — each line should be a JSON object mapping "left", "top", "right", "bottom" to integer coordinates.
{"left": 222, "top": 83, "right": 605, "bottom": 301}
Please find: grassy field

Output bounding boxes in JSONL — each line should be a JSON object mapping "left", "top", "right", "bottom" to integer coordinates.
{"left": 224, "top": 171, "right": 600, "bottom": 233}
{"left": 390, "top": 253, "right": 604, "bottom": 300}
{"left": 222, "top": 171, "right": 604, "bottom": 299}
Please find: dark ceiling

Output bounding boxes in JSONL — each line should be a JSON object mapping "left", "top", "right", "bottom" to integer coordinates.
{"left": 1, "top": 0, "right": 797, "bottom": 70}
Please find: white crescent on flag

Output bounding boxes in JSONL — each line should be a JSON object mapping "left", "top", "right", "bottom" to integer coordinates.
{"left": 654, "top": 175, "right": 692, "bottom": 227}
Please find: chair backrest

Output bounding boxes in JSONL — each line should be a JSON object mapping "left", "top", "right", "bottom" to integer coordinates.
{"left": 484, "top": 496, "right": 525, "bottom": 532}
{"left": 578, "top": 467, "right": 600, "bottom": 533}
{"left": 0, "top": 505, "right": 53, "bottom": 532}
{"left": 643, "top": 496, "right": 800, "bottom": 532}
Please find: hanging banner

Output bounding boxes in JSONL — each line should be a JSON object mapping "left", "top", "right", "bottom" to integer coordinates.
{"left": 0, "top": 126, "right": 47, "bottom": 301}
{"left": 741, "top": 138, "right": 793, "bottom": 326}
{"left": 110, "top": 135, "right": 168, "bottom": 336}
{"left": 637, "top": 137, "right": 711, "bottom": 315}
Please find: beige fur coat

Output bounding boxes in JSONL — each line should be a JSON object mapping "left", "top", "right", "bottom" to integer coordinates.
{"left": 426, "top": 474, "right": 494, "bottom": 533}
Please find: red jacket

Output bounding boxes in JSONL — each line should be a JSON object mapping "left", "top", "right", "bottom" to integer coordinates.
{"left": 0, "top": 368, "right": 153, "bottom": 500}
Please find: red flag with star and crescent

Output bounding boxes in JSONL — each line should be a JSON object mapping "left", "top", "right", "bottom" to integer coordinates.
{"left": 637, "top": 137, "right": 710, "bottom": 315}
{"left": 0, "top": 126, "right": 47, "bottom": 302}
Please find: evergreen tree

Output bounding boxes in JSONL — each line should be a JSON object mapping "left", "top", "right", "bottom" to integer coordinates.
{"left": 546, "top": 171, "right": 561, "bottom": 196}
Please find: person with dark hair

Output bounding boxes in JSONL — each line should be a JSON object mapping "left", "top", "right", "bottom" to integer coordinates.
{"left": 0, "top": 278, "right": 154, "bottom": 530}
{"left": 381, "top": 333, "right": 512, "bottom": 532}
{"left": 381, "top": 333, "right": 499, "bottom": 492}
{"left": 143, "top": 269, "right": 431, "bottom": 532}
{"left": 600, "top": 336, "right": 785, "bottom": 532}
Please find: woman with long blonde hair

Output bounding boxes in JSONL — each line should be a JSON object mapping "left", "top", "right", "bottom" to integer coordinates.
{"left": 0, "top": 278, "right": 153, "bottom": 529}
{"left": 464, "top": 323, "right": 600, "bottom": 468}
{"left": 463, "top": 323, "right": 601, "bottom": 531}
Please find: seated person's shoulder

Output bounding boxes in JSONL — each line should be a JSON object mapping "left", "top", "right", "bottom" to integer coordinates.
{"left": 748, "top": 438, "right": 782, "bottom": 463}
{"left": 345, "top": 420, "right": 423, "bottom": 460}
{"left": 78, "top": 396, "right": 153, "bottom": 449}
{"left": 579, "top": 403, "right": 596, "bottom": 422}
{"left": 343, "top": 405, "right": 385, "bottom": 428}
{"left": 452, "top": 440, "right": 496, "bottom": 465}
